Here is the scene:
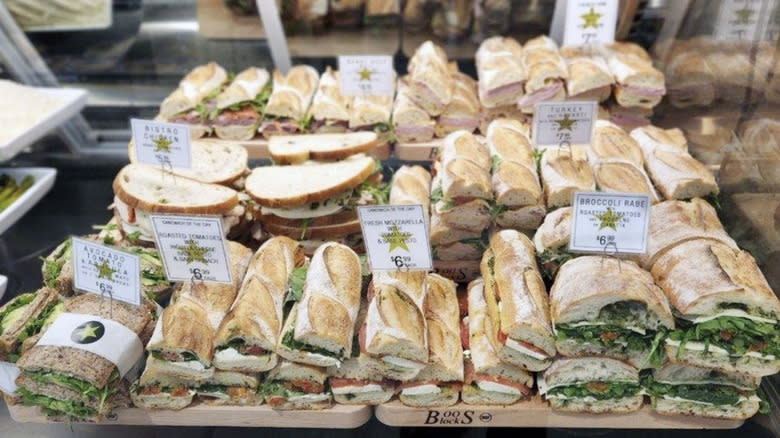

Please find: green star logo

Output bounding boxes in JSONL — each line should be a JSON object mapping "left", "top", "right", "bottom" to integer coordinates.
{"left": 71, "top": 321, "right": 105, "bottom": 344}
{"left": 176, "top": 239, "right": 212, "bottom": 264}
{"left": 554, "top": 113, "right": 576, "bottom": 131}
{"left": 595, "top": 207, "right": 624, "bottom": 231}
{"left": 358, "top": 67, "right": 372, "bottom": 81}
{"left": 735, "top": 6, "right": 755, "bottom": 25}
{"left": 152, "top": 135, "right": 173, "bottom": 153}
{"left": 581, "top": 7, "right": 602, "bottom": 29}
{"left": 381, "top": 225, "right": 412, "bottom": 252}
{"left": 94, "top": 260, "right": 116, "bottom": 281}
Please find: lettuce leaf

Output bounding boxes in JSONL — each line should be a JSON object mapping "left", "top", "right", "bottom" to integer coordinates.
{"left": 547, "top": 381, "right": 640, "bottom": 400}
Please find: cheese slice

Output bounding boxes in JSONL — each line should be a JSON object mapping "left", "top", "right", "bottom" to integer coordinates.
{"left": 288, "top": 392, "right": 330, "bottom": 403}
{"left": 476, "top": 380, "right": 524, "bottom": 395}
{"left": 685, "top": 309, "right": 777, "bottom": 325}
{"left": 382, "top": 355, "right": 427, "bottom": 371}
{"left": 401, "top": 384, "right": 441, "bottom": 396}
{"left": 505, "top": 338, "right": 549, "bottom": 361}
{"left": 331, "top": 384, "right": 384, "bottom": 395}
{"left": 660, "top": 395, "right": 762, "bottom": 405}
{"left": 261, "top": 202, "right": 344, "bottom": 219}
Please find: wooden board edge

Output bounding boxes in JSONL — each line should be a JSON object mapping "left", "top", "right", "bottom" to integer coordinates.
{"left": 394, "top": 140, "right": 443, "bottom": 161}
{"left": 374, "top": 400, "right": 744, "bottom": 429}
{"left": 432, "top": 260, "right": 480, "bottom": 284}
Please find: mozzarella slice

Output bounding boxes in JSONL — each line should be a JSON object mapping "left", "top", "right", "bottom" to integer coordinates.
{"left": 401, "top": 384, "right": 441, "bottom": 396}
{"left": 505, "top": 338, "right": 549, "bottom": 361}
{"left": 382, "top": 355, "right": 426, "bottom": 371}
{"left": 288, "top": 393, "right": 330, "bottom": 403}
{"left": 476, "top": 380, "right": 524, "bottom": 395}
{"left": 685, "top": 309, "right": 777, "bottom": 325}
{"left": 560, "top": 320, "right": 647, "bottom": 335}
{"left": 331, "top": 384, "right": 384, "bottom": 395}
{"left": 261, "top": 202, "right": 344, "bottom": 219}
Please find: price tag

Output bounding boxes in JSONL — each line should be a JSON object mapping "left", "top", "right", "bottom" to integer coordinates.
{"left": 563, "top": 0, "right": 618, "bottom": 46}
{"left": 72, "top": 237, "right": 141, "bottom": 306}
{"left": 338, "top": 55, "right": 395, "bottom": 96}
{"left": 149, "top": 215, "right": 232, "bottom": 284}
{"left": 358, "top": 204, "right": 432, "bottom": 271}
{"left": 714, "top": 0, "right": 772, "bottom": 41}
{"left": 130, "top": 118, "right": 192, "bottom": 169}
{"left": 533, "top": 101, "right": 598, "bottom": 148}
{"left": 569, "top": 192, "right": 651, "bottom": 254}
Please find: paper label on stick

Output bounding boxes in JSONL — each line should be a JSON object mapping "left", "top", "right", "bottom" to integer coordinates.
{"left": 72, "top": 237, "right": 141, "bottom": 307}
{"left": 131, "top": 118, "right": 192, "bottom": 169}
{"left": 149, "top": 215, "right": 232, "bottom": 284}
{"left": 358, "top": 204, "right": 432, "bottom": 271}
{"left": 338, "top": 55, "right": 395, "bottom": 96}
{"left": 563, "top": 0, "right": 618, "bottom": 46}
{"left": 569, "top": 192, "right": 651, "bottom": 254}
{"left": 714, "top": 0, "right": 773, "bottom": 41}
{"left": 533, "top": 101, "right": 598, "bottom": 148}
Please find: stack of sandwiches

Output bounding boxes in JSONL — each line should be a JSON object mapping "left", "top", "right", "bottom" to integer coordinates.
{"left": 430, "top": 130, "right": 493, "bottom": 262}
{"left": 559, "top": 45, "right": 614, "bottom": 102}
{"left": 475, "top": 36, "right": 529, "bottom": 130}
{"left": 517, "top": 36, "right": 568, "bottom": 112}
{"left": 260, "top": 65, "right": 319, "bottom": 138}
{"left": 539, "top": 145, "right": 594, "bottom": 209}
{"left": 158, "top": 62, "right": 228, "bottom": 138}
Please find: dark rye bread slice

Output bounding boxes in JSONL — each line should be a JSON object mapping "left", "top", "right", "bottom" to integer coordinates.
{"left": 112, "top": 164, "right": 239, "bottom": 214}
{"left": 16, "top": 294, "right": 154, "bottom": 390}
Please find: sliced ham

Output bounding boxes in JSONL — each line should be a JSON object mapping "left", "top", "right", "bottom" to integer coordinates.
{"left": 484, "top": 81, "right": 525, "bottom": 99}
{"left": 516, "top": 81, "right": 563, "bottom": 108}
{"left": 438, "top": 116, "right": 479, "bottom": 129}
{"left": 213, "top": 105, "right": 260, "bottom": 126}
{"left": 394, "top": 124, "right": 434, "bottom": 137}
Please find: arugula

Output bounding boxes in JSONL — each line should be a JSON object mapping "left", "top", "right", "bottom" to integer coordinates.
{"left": 490, "top": 155, "right": 502, "bottom": 174}
{"left": 25, "top": 369, "right": 119, "bottom": 414}
{"left": 41, "top": 240, "right": 71, "bottom": 288}
{"left": 356, "top": 180, "right": 390, "bottom": 206}
{"left": 285, "top": 266, "right": 308, "bottom": 305}
{"left": 537, "top": 248, "right": 574, "bottom": 280}
{"left": 668, "top": 316, "right": 780, "bottom": 358}
{"left": 18, "top": 388, "right": 97, "bottom": 420}
{"left": 125, "top": 231, "right": 142, "bottom": 245}
{"left": 555, "top": 323, "right": 667, "bottom": 367}
{"left": 488, "top": 201, "right": 508, "bottom": 221}
{"left": 533, "top": 148, "right": 545, "bottom": 172}
{"left": 374, "top": 123, "right": 396, "bottom": 144}
{"left": 258, "top": 382, "right": 293, "bottom": 398}
{"left": 216, "top": 338, "right": 246, "bottom": 352}
{"left": 281, "top": 329, "right": 343, "bottom": 359}
{"left": 299, "top": 218, "right": 312, "bottom": 240}
{"left": 640, "top": 372, "right": 748, "bottom": 406}
{"left": 151, "top": 350, "right": 200, "bottom": 362}
{"left": 17, "top": 302, "right": 63, "bottom": 344}
{"left": 429, "top": 186, "right": 454, "bottom": 210}
{"left": 547, "top": 381, "right": 640, "bottom": 400}
{"left": 299, "top": 113, "right": 313, "bottom": 131}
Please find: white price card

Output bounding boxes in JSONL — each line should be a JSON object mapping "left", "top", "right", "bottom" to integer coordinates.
{"left": 149, "top": 215, "right": 232, "bottom": 284}
{"left": 533, "top": 101, "right": 598, "bottom": 148}
{"left": 563, "top": 0, "right": 618, "bottom": 46}
{"left": 72, "top": 237, "right": 142, "bottom": 306}
{"left": 714, "top": 0, "right": 772, "bottom": 41}
{"left": 0, "top": 361, "right": 19, "bottom": 394}
{"left": 338, "top": 55, "right": 395, "bottom": 96}
{"left": 130, "top": 118, "right": 192, "bottom": 169}
{"left": 358, "top": 204, "right": 432, "bottom": 271}
{"left": 569, "top": 192, "right": 651, "bottom": 254}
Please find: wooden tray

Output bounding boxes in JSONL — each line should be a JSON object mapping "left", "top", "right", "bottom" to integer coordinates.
{"left": 375, "top": 399, "right": 744, "bottom": 429}
{"left": 8, "top": 403, "right": 372, "bottom": 428}
{"left": 394, "top": 140, "right": 443, "bottom": 161}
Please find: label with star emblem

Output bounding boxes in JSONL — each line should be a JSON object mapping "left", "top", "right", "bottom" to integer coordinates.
{"left": 533, "top": 101, "right": 598, "bottom": 147}
{"left": 149, "top": 215, "right": 233, "bottom": 284}
{"left": 563, "top": 0, "right": 618, "bottom": 46}
{"left": 338, "top": 55, "right": 395, "bottom": 96}
{"left": 130, "top": 118, "right": 192, "bottom": 169}
{"left": 714, "top": 0, "right": 772, "bottom": 41}
{"left": 358, "top": 204, "right": 432, "bottom": 271}
{"left": 72, "top": 237, "right": 142, "bottom": 306}
{"left": 569, "top": 192, "right": 651, "bottom": 254}
{"left": 37, "top": 313, "right": 144, "bottom": 377}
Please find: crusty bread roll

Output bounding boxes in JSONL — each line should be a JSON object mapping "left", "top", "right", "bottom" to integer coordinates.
{"left": 476, "top": 36, "right": 527, "bottom": 108}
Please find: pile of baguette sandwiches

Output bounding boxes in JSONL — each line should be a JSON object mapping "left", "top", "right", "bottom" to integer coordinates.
{"left": 155, "top": 37, "right": 665, "bottom": 144}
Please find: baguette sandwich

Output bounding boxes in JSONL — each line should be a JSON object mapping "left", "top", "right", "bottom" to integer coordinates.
{"left": 533, "top": 206, "right": 574, "bottom": 280}
{"left": 560, "top": 46, "right": 614, "bottom": 102}
{"left": 436, "top": 71, "right": 480, "bottom": 137}
{"left": 605, "top": 48, "right": 666, "bottom": 109}
{"left": 211, "top": 67, "right": 271, "bottom": 140}
{"left": 196, "top": 370, "right": 262, "bottom": 405}
{"left": 349, "top": 89, "right": 395, "bottom": 146}
{"left": 260, "top": 65, "right": 319, "bottom": 137}
{"left": 664, "top": 45, "right": 716, "bottom": 108}
{"left": 260, "top": 360, "right": 332, "bottom": 410}
{"left": 407, "top": 41, "right": 453, "bottom": 116}
{"left": 392, "top": 78, "right": 435, "bottom": 143}
{"left": 475, "top": 36, "right": 527, "bottom": 108}
{"left": 589, "top": 121, "right": 659, "bottom": 201}
{"left": 518, "top": 36, "right": 567, "bottom": 111}
{"left": 430, "top": 212, "right": 488, "bottom": 262}
{"left": 158, "top": 62, "right": 228, "bottom": 138}
{"left": 308, "top": 67, "right": 350, "bottom": 133}
{"left": 390, "top": 165, "right": 432, "bottom": 229}
{"left": 0, "top": 288, "right": 61, "bottom": 362}
{"left": 130, "top": 358, "right": 197, "bottom": 410}
{"left": 539, "top": 146, "right": 595, "bottom": 208}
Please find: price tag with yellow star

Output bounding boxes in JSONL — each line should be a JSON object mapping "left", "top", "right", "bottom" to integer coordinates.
{"left": 563, "top": 0, "right": 618, "bottom": 46}
{"left": 569, "top": 191, "right": 651, "bottom": 254}
{"left": 358, "top": 204, "right": 432, "bottom": 271}
{"left": 130, "top": 118, "right": 192, "bottom": 169}
{"left": 149, "top": 215, "right": 233, "bottom": 284}
{"left": 338, "top": 55, "right": 395, "bottom": 96}
{"left": 714, "top": 0, "right": 772, "bottom": 41}
{"left": 533, "top": 101, "right": 598, "bottom": 147}
{"left": 71, "top": 236, "right": 142, "bottom": 306}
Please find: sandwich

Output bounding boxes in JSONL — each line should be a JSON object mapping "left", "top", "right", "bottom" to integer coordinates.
{"left": 0, "top": 288, "right": 61, "bottom": 363}
{"left": 630, "top": 125, "right": 719, "bottom": 200}
{"left": 211, "top": 67, "right": 272, "bottom": 140}
{"left": 560, "top": 46, "right": 614, "bottom": 102}
{"left": 130, "top": 359, "right": 197, "bottom": 410}
{"left": 267, "top": 131, "right": 379, "bottom": 165}
{"left": 213, "top": 237, "right": 305, "bottom": 373}
{"left": 435, "top": 71, "right": 480, "bottom": 137}
{"left": 308, "top": 67, "right": 350, "bottom": 133}
{"left": 605, "top": 49, "right": 666, "bottom": 109}
{"left": 738, "top": 118, "right": 780, "bottom": 157}
{"left": 587, "top": 122, "right": 658, "bottom": 200}
{"left": 475, "top": 36, "right": 527, "bottom": 108}
{"left": 533, "top": 206, "right": 574, "bottom": 280}
{"left": 277, "top": 242, "right": 362, "bottom": 367}
{"left": 462, "top": 279, "right": 534, "bottom": 405}
{"left": 664, "top": 45, "right": 716, "bottom": 108}
{"left": 538, "top": 357, "right": 643, "bottom": 413}
{"left": 642, "top": 362, "right": 765, "bottom": 420}
{"left": 430, "top": 213, "right": 488, "bottom": 262}
{"left": 481, "top": 230, "right": 556, "bottom": 371}
{"left": 518, "top": 36, "right": 567, "bottom": 111}
{"left": 706, "top": 49, "right": 755, "bottom": 103}
{"left": 196, "top": 371, "right": 262, "bottom": 405}
{"left": 539, "top": 146, "right": 595, "bottom": 209}
{"left": 392, "top": 78, "right": 436, "bottom": 143}
{"left": 158, "top": 62, "right": 228, "bottom": 138}
{"left": 604, "top": 42, "right": 652, "bottom": 63}
{"left": 390, "top": 165, "right": 432, "bottom": 229}
{"left": 15, "top": 293, "right": 155, "bottom": 421}
{"left": 398, "top": 274, "right": 463, "bottom": 408}
{"left": 550, "top": 256, "right": 675, "bottom": 368}
{"left": 111, "top": 164, "right": 243, "bottom": 244}
{"left": 260, "top": 65, "right": 319, "bottom": 138}
{"left": 406, "top": 41, "right": 453, "bottom": 116}
{"left": 472, "top": 0, "right": 512, "bottom": 40}
{"left": 349, "top": 88, "right": 395, "bottom": 146}
{"left": 478, "top": 105, "right": 529, "bottom": 135}
{"left": 605, "top": 103, "right": 653, "bottom": 129}
{"left": 651, "top": 239, "right": 780, "bottom": 377}
{"left": 589, "top": 120, "right": 644, "bottom": 166}
{"left": 259, "top": 360, "right": 332, "bottom": 410}
{"left": 361, "top": 271, "right": 428, "bottom": 381}
{"left": 486, "top": 118, "right": 545, "bottom": 230}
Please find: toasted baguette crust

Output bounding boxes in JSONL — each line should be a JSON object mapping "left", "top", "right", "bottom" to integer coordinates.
{"left": 390, "top": 165, "right": 432, "bottom": 214}
{"left": 422, "top": 274, "right": 463, "bottom": 382}
{"left": 264, "top": 65, "right": 319, "bottom": 120}
{"left": 540, "top": 147, "right": 595, "bottom": 208}
{"left": 591, "top": 120, "right": 644, "bottom": 166}
{"left": 268, "top": 132, "right": 378, "bottom": 164}
{"left": 533, "top": 206, "right": 572, "bottom": 253}
{"left": 148, "top": 296, "right": 214, "bottom": 366}
{"left": 476, "top": 37, "right": 527, "bottom": 108}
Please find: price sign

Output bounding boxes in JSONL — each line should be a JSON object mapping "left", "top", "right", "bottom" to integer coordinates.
{"left": 338, "top": 55, "right": 395, "bottom": 96}
{"left": 72, "top": 237, "right": 141, "bottom": 306}
{"left": 358, "top": 204, "right": 432, "bottom": 271}
{"left": 714, "top": 0, "right": 772, "bottom": 41}
{"left": 130, "top": 118, "right": 192, "bottom": 169}
{"left": 533, "top": 101, "right": 598, "bottom": 148}
{"left": 569, "top": 192, "right": 651, "bottom": 254}
{"left": 149, "top": 215, "right": 232, "bottom": 284}
{"left": 563, "top": 0, "right": 619, "bottom": 46}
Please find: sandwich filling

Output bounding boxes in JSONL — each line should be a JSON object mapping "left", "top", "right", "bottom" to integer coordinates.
{"left": 259, "top": 379, "right": 329, "bottom": 407}
{"left": 464, "top": 361, "right": 531, "bottom": 396}
{"left": 538, "top": 377, "right": 642, "bottom": 403}
{"left": 641, "top": 372, "right": 766, "bottom": 410}
{"left": 197, "top": 383, "right": 257, "bottom": 401}
{"left": 22, "top": 368, "right": 121, "bottom": 417}
{"left": 134, "top": 383, "right": 194, "bottom": 399}
{"left": 516, "top": 81, "right": 563, "bottom": 108}
{"left": 398, "top": 380, "right": 462, "bottom": 397}
{"left": 214, "top": 339, "right": 272, "bottom": 365}
{"left": 329, "top": 378, "right": 396, "bottom": 398}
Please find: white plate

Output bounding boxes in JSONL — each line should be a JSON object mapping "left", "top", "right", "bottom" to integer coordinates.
{"left": 13, "top": 0, "right": 112, "bottom": 32}
{"left": 0, "top": 168, "right": 57, "bottom": 236}
{"left": 0, "top": 87, "right": 87, "bottom": 162}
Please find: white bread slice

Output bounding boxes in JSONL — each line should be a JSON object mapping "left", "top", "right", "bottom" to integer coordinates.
{"left": 245, "top": 154, "right": 377, "bottom": 208}
{"left": 113, "top": 164, "right": 239, "bottom": 214}
{"left": 549, "top": 395, "right": 643, "bottom": 413}
{"left": 268, "top": 132, "right": 378, "bottom": 164}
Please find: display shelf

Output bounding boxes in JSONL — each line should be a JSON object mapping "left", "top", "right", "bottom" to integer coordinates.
{"left": 224, "top": 138, "right": 390, "bottom": 160}
{"left": 8, "top": 403, "right": 372, "bottom": 428}
{"left": 0, "top": 168, "right": 57, "bottom": 236}
{"left": 432, "top": 260, "right": 480, "bottom": 283}
{"left": 394, "top": 140, "right": 444, "bottom": 161}
{"left": 375, "top": 399, "right": 744, "bottom": 429}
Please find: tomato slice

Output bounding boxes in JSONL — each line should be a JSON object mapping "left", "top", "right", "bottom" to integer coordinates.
{"left": 169, "top": 386, "right": 189, "bottom": 397}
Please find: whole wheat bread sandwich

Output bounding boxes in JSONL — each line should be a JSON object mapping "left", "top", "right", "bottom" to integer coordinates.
{"left": 0, "top": 288, "right": 61, "bottom": 362}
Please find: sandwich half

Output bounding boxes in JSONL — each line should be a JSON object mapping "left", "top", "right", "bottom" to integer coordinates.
{"left": 539, "top": 146, "right": 595, "bottom": 209}
{"left": 392, "top": 78, "right": 435, "bottom": 143}
{"left": 605, "top": 50, "right": 666, "bottom": 109}
{"left": 436, "top": 71, "right": 480, "bottom": 137}
{"left": 308, "top": 67, "right": 350, "bottom": 133}
{"left": 560, "top": 46, "right": 614, "bottom": 102}
{"left": 260, "top": 65, "right": 319, "bottom": 137}
{"left": 130, "top": 359, "right": 197, "bottom": 410}
{"left": 533, "top": 206, "right": 574, "bottom": 280}
{"left": 196, "top": 370, "right": 262, "bottom": 405}
{"left": 260, "top": 360, "right": 332, "bottom": 410}
{"left": 406, "top": 41, "right": 453, "bottom": 116}
{"left": 158, "top": 62, "right": 228, "bottom": 138}
{"left": 0, "top": 288, "right": 61, "bottom": 362}
{"left": 212, "top": 67, "right": 271, "bottom": 140}
{"left": 518, "top": 36, "right": 568, "bottom": 111}
{"left": 475, "top": 36, "right": 527, "bottom": 108}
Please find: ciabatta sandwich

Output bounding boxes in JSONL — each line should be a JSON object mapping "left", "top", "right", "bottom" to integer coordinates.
{"left": 130, "top": 360, "right": 197, "bottom": 410}
{"left": 260, "top": 360, "right": 332, "bottom": 410}
{"left": 196, "top": 370, "right": 262, "bottom": 405}
{"left": 158, "top": 62, "right": 228, "bottom": 138}
{"left": 260, "top": 65, "right": 319, "bottom": 137}
{"left": 212, "top": 67, "right": 271, "bottom": 140}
